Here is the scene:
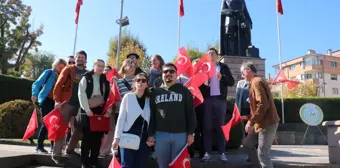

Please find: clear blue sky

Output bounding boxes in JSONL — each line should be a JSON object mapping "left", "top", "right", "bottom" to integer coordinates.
{"left": 22, "top": 0, "right": 340, "bottom": 77}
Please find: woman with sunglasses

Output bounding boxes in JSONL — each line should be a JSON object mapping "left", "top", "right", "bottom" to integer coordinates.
{"left": 112, "top": 73, "right": 151, "bottom": 168}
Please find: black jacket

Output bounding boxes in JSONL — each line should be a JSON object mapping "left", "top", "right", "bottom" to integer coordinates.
{"left": 77, "top": 71, "right": 110, "bottom": 129}
{"left": 199, "top": 62, "right": 234, "bottom": 100}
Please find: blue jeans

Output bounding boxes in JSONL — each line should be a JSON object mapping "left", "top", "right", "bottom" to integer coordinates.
{"left": 36, "top": 97, "right": 54, "bottom": 151}
{"left": 154, "top": 132, "right": 187, "bottom": 168}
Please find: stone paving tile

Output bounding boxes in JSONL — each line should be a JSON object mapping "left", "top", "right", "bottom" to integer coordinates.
{"left": 0, "top": 144, "right": 331, "bottom": 166}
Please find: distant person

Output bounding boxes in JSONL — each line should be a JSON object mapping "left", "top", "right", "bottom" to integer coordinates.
{"left": 147, "top": 63, "right": 197, "bottom": 168}
{"left": 148, "top": 54, "right": 164, "bottom": 88}
{"left": 103, "top": 65, "right": 112, "bottom": 75}
{"left": 31, "top": 58, "right": 67, "bottom": 154}
{"left": 52, "top": 50, "right": 87, "bottom": 164}
{"left": 67, "top": 56, "right": 75, "bottom": 65}
{"left": 126, "top": 53, "right": 144, "bottom": 75}
{"left": 240, "top": 62, "right": 280, "bottom": 168}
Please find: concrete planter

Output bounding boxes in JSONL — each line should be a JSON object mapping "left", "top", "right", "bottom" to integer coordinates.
{"left": 322, "top": 120, "right": 340, "bottom": 165}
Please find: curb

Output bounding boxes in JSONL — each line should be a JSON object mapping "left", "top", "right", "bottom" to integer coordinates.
{"left": 0, "top": 154, "right": 336, "bottom": 168}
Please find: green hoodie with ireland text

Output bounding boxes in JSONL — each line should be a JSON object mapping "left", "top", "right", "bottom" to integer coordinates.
{"left": 148, "top": 83, "right": 197, "bottom": 136}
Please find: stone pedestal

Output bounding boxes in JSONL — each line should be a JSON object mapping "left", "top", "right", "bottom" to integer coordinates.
{"left": 221, "top": 56, "right": 266, "bottom": 98}
{"left": 322, "top": 120, "right": 340, "bottom": 165}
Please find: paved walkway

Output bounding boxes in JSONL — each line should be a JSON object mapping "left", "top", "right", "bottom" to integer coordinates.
{"left": 0, "top": 144, "right": 331, "bottom": 167}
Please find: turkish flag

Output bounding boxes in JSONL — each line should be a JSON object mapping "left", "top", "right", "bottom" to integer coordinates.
{"left": 277, "top": 0, "right": 283, "bottom": 15}
{"left": 272, "top": 68, "right": 288, "bottom": 84}
{"left": 75, "top": 0, "right": 83, "bottom": 24}
{"left": 184, "top": 77, "right": 203, "bottom": 107}
{"left": 179, "top": 0, "right": 184, "bottom": 17}
{"left": 22, "top": 108, "right": 38, "bottom": 142}
{"left": 175, "top": 47, "right": 192, "bottom": 76}
{"left": 169, "top": 145, "right": 190, "bottom": 168}
{"left": 286, "top": 80, "right": 300, "bottom": 89}
{"left": 192, "top": 54, "right": 216, "bottom": 85}
{"left": 221, "top": 104, "right": 241, "bottom": 141}
{"left": 106, "top": 69, "right": 119, "bottom": 83}
{"left": 43, "top": 108, "right": 68, "bottom": 141}
{"left": 102, "top": 81, "right": 122, "bottom": 113}
{"left": 108, "top": 156, "right": 121, "bottom": 168}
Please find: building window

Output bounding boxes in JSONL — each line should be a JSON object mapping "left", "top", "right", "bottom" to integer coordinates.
{"left": 289, "top": 64, "right": 296, "bottom": 70}
{"left": 332, "top": 88, "right": 339, "bottom": 95}
{"left": 316, "top": 73, "right": 323, "bottom": 79}
{"left": 329, "top": 61, "right": 337, "bottom": 68}
{"left": 330, "top": 74, "right": 337, "bottom": 80}
{"left": 301, "top": 74, "right": 312, "bottom": 80}
{"left": 314, "top": 59, "right": 323, "bottom": 65}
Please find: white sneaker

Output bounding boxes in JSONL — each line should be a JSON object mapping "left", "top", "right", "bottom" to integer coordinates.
{"left": 220, "top": 153, "right": 228, "bottom": 163}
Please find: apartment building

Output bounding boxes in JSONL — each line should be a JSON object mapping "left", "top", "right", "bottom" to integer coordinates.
{"left": 272, "top": 49, "right": 340, "bottom": 97}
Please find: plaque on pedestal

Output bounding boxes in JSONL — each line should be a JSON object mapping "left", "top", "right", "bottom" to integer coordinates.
{"left": 221, "top": 55, "right": 266, "bottom": 98}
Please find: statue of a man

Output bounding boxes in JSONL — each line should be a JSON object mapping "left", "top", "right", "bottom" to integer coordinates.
{"left": 220, "top": 0, "right": 253, "bottom": 56}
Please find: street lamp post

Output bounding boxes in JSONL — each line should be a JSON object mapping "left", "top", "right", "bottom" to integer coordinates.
{"left": 116, "top": 0, "right": 129, "bottom": 70}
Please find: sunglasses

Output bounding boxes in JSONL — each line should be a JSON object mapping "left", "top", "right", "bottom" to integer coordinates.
{"left": 162, "top": 69, "right": 176, "bottom": 74}
{"left": 136, "top": 79, "right": 147, "bottom": 83}
{"left": 68, "top": 61, "right": 75, "bottom": 64}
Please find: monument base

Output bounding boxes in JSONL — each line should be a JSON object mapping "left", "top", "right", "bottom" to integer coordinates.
{"left": 221, "top": 56, "right": 266, "bottom": 98}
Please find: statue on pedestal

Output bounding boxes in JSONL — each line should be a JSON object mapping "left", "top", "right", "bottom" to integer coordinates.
{"left": 220, "top": 0, "right": 253, "bottom": 57}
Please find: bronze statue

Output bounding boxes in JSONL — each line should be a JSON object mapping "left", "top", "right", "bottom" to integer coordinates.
{"left": 220, "top": 0, "right": 253, "bottom": 57}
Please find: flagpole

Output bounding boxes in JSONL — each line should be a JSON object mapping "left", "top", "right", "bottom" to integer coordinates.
{"left": 72, "top": 24, "right": 79, "bottom": 56}
{"left": 276, "top": 6, "right": 285, "bottom": 123}
{"left": 177, "top": 0, "right": 181, "bottom": 50}
{"left": 116, "top": 0, "right": 124, "bottom": 70}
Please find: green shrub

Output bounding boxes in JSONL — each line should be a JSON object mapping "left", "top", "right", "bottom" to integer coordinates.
{"left": 0, "top": 100, "right": 35, "bottom": 138}
{"left": 0, "top": 75, "right": 34, "bottom": 105}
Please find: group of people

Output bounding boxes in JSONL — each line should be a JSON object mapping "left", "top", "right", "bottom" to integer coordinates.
{"left": 31, "top": 48, "right": 280, "bottom": 168}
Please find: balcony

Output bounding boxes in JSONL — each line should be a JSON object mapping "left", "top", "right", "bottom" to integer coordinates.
{"left": 302, "top": 64, "right": 323, "bottom": 72}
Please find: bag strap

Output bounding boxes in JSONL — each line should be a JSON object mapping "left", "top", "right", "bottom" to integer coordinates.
{"left": 121, "top": 78, "right": 132, "bottom": 91}
{"left": 43, "top": 70, "right": 53, "bottom": 85}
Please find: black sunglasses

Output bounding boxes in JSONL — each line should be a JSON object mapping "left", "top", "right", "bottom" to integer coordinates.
{"left": 68, "top": 61, "right": 75, "bottom": 64}
{"left": 136, "top": 79, "right": 147, "bottom": 83}
{"left": 162, "top": 69, "right": 176, "bottom": 74}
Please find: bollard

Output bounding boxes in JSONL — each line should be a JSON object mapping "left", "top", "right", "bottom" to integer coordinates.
{"left": 322, "top": 120, "right": 340, "bottom": 165}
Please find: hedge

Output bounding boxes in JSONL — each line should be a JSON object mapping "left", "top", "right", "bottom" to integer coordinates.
{"left": 0, "top": 75, "right": 34, "bottom": 105}
{"left": 226, "top": 97, "right": 340, "bottom": 123}
{"left": 0, "top": 100, "right": 36, "bottom": 138}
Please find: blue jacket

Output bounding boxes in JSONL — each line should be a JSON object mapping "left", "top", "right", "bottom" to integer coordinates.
{"left": 31, "top": 69, "right": 57, "bottom": 105}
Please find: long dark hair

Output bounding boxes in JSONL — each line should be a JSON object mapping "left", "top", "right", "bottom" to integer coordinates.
{"left": 132, "top": 72, "right": 150, "bottom": 97}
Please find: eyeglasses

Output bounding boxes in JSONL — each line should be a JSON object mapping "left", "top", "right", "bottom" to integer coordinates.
{"left": 162, "top": 69, "right": 176, "bottom": 74}
{"left": 136, "top": 79, "right": 147, "bottom": 83}
{"left": 68, "top": 61, "right": 75, "bottom": 64}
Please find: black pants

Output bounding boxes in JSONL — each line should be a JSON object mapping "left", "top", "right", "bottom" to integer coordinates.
{"left": 189, "top": 104, "right": 205, "bottom": 158}
{"left": 36, "top": 97, "right": 55, "bottom": 150}
{"left": 81, "top": 127, "right": 104, "bottom": 166}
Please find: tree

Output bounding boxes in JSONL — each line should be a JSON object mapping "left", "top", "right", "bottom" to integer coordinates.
{"left": 107, "top": 29, "right": 147, "bottom": 69}
{"left": 23, "top": 51, "right": 55, "bottom": 80}
{"left": 140, "top": 55, "right": 151, "bottom": 73}
{"left": 283, "top": 80, "right": 317, "bottom": 98}
{"left": 0, "top": 0, "right": 43, "bottom": 74}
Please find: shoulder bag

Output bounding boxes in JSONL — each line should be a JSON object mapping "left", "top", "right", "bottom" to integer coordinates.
{"left": 119, "top": 111, "right": 145, "bottom": 150}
